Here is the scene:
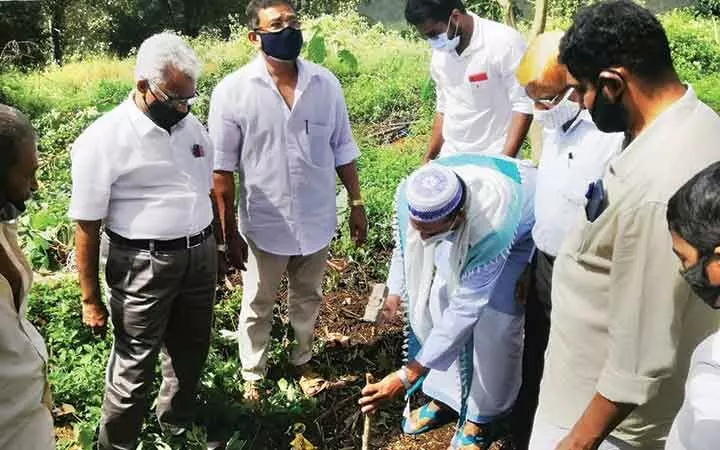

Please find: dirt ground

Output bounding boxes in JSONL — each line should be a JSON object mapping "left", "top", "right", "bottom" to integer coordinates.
{"left": 306, "top": 292, "right": 458, "bottom": 450}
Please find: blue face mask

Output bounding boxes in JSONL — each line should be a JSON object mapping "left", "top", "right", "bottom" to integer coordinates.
{"left": 427, "top": 18, "right": 460, "bottom": 53}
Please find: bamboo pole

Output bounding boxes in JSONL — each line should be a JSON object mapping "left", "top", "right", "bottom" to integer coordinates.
{"left": 361, "top": 373, "right": 374, "bottom": 450}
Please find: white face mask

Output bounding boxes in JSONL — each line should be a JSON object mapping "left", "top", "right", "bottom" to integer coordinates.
{"left": 428, "top": 17, "right": 460, "bottom": 53}
{"left": 533, "top": 88, "right": 581, "bottom": 130}
{"left": 422, "top": 230, "right": 455, "bottom": 246}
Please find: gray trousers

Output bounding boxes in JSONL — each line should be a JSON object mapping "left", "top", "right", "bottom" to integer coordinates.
{"left": 98, "top": 235, "right": 217, "bottom": 450}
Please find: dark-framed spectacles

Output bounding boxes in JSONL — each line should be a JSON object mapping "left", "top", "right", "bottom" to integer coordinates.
{"left": 149, "top": 80, "right": 198, "bottom": 107}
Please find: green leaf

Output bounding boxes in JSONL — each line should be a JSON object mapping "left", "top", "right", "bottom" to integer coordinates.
{"left": 277, "top": 378, "right": 289, "bottom": 392}
{"left": 75, "top": 422, "right": 96, "bottom": 450}
{"left": 338, "top": 49, "right": 358, "bottom": 73}
{"left": 306, "top": 33, "right": 327, "bottom": 64}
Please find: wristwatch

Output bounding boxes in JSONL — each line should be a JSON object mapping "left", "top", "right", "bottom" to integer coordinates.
{"left": 350, "top": 199, "right": 365, "bottom": 207}
{"left": 217, "top": 244, "right": 227, "bottom": 253}
{"left": 395, "top": 366, "right": 412, "bottom": 390}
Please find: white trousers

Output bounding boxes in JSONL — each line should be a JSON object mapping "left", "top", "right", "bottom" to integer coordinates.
{"left": 530, "top": 417, "right": 635, "bottom": 450}
{"left": 238, "top": 239, "right": 329, "bottom": 381}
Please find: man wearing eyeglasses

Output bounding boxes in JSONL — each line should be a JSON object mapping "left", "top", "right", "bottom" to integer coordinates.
{"left": 510, "top": 31, "right": 624, "bottom": 450}
{"left": 209, "top": 0, "right": 366, "bottom": 403}
{"left": 529, "top": 2, "right": 720, "bottom": 449}
{"left": 69, "top": 33, "right": 220, "bottom": 449}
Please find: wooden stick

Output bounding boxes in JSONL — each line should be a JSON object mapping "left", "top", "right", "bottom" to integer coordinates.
{"left": 362, "top": 373, "right": 374, "bottom": 450}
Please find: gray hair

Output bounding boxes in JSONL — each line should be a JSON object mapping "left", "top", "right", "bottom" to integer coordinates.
{"left": 134, "top": 32, "right": 201, "bottom": 83}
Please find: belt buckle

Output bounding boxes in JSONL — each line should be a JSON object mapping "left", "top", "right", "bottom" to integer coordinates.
{"left": 186, "top": 235, "right": 192, "bottom": 249}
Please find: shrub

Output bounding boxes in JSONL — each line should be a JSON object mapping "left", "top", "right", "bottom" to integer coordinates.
{"left": 696, "top": 0, "right": 720, "bottom": 17}
{"left": 663, "top": 10, "right": 720, "bottom": 82}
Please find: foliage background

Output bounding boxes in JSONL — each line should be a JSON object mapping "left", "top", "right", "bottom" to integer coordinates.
{"left": 1, "top": 1, "right": 719, "bottom": 448}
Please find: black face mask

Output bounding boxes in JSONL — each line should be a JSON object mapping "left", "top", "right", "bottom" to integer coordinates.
{"left": 145, "top": 95, "right": 189, "bottom": 131}
{"left": 681, "top": 256, "right": 720, "bottom": 309}
{"left": 590, "top": 78, "right": 630, "bottom": 133}
{"left": 259, "top": 27, "right": 303, "bottom": 62}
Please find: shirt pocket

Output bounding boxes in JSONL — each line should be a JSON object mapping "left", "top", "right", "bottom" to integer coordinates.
{"left": 465, "top": 65, "right": 493, "bottom": 108}
{"left": 303, "top": 122, "right": 334, "bottom": 168}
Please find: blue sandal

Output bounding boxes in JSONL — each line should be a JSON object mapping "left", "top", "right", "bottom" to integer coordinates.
{"left": 450, "top": 419, "right": 514, "bottom": 450}
{"left": 402, "top": 401, "right": 456, "bottom": 435}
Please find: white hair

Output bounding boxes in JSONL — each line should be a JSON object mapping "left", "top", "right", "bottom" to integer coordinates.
{"left": 134, "top": 32, "right": 201, "bottom": 82}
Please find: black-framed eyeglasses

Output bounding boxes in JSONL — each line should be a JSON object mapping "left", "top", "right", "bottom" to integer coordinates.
{"left": 149, "top": 80, "right": 198, "bottom": 107}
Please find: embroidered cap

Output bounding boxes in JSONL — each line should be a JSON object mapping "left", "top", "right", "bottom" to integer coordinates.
{"left": 406, "top": 164, "right": 463, "bottom": 222}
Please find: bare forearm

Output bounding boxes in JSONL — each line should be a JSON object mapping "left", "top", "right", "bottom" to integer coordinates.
{"left": 336, "top": 161, "right": 362, "bottom": 201}
{"left": 75, "top": 220, "right": 102, "bottom": 303}
{"left": 503, "top": 112, "right": 533, "bottom": 158}
{"left": 212, "top": 171, "right": 238, "bottom": 240}
{"left": 566, "top": 393, "right": 635, "bottom": 449}
{"left": 425, "top": 113, "right": 444, "bottom": 162}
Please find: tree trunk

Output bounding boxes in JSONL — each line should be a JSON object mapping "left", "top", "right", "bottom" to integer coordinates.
{"left": 49, "top": 2, "right": 64, "bottom": 64}
{"left": 497, "top": 0, "right": 515, "bottom": 28}
{"left": 530, "top": 0, "right": 548, "bottom": 38}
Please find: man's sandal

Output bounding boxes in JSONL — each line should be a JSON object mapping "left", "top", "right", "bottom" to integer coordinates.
{"left": 402, "top": 400, "right": 456, "bottom": 435}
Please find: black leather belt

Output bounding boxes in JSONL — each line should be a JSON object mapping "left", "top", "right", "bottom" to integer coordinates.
{"left": 106, "top": 225, "right": 214, "bottom": 251}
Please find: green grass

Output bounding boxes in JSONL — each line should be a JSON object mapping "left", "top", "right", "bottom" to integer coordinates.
{"left": 6, "top": 9, "right": 720, "bottom": 448}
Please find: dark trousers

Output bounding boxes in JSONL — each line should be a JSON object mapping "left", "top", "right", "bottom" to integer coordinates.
{"left": 97, "top": 236, "right": 217, "bottom": 450}
{"left": 511, "top": 250, "right": 554, "bottom": 450}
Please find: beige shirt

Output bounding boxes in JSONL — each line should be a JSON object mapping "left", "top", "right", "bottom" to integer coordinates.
{"left": 0, "top": 221, "right": 54, "bottom": 449}
{"left": 537, "top": 87, "right": 720, "bottom": 448}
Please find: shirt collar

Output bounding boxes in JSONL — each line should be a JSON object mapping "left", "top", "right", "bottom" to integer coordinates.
{"left": 125, "top": 92, "right": 188, "bottom": 136}
{"left": 248, "top": 55, "right": 318, "bottom": 92}
{"left": 452, "top": 13, "right": 483, "bottom": 59}
{"left": 609, "top": 85, "right": 697, "bottom": 179}
{"left": 562, "top": 109, "right": 593, "bottom": 135}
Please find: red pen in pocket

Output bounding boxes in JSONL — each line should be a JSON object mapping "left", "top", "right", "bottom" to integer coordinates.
{"left": 469, "top": 72, "right": 488, "bottom": 83}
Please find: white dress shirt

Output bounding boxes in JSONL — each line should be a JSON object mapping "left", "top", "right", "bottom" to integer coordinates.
{"left": 532, "top": 111, "right": 623, "bottom": 256}
{"left": 431, "top": 13, "right": 533, "bottom": 155}
{"left": 69, "top": 97, "right": 214, "bottom": 240}
{"left": 666, "top": 330, "right": 720, "bottom": 450}
{"left": 209, "top": 56, "right": 360, "bottom": 256}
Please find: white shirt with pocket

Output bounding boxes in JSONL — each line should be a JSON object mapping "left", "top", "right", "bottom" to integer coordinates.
{"left": 430, "top": 13, "right": 533, "bottom": 155}
{"left": 209, "top": 56, "right": 360, "bottom": 256}
{"left": 666, "top": 330, "right": 720, "bottom": 450}
{"left": 69, "top": 97, "right": 214, "bottom": 240}
{"left": 532, "top": 111, "right": 624, "bottom": 256}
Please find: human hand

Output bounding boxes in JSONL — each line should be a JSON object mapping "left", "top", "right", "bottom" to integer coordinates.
{"left": 82, "top": 297, "right": 109, "bottom": 332}
{"left": 349, "top": 205, "right": 367, "bottom": 246}
{"left": 377, "top": 294, "right": 402, "bottom": 325}
{"left": 358, "top": 371, "right": 405, "bottom": 414}
{"left": 227, "top": 232, "right": 248, "bottom": 271}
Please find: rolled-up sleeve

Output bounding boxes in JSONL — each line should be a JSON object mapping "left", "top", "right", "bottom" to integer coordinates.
{"left": 416, "top": 258, "right": 505, "bottom": 371}
{"left": 597, "top": 202, "right": 693, "bottom": 405}
{"left": 208, "top": 82, "right": 242, "bottom": 172}
{"left": 500, "top": 33, "right": 533, "bottom": 116}
{"left": 68, "top": 132, "right": 115, "bottom": 221}
{"left": 330, "top": 84, "right": 360, "bottom": 167}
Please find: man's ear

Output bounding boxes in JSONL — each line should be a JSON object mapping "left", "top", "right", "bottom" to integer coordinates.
{"left": 136, "top": 79, "right": 149, "bottom": 94}
{"left": 597, "top": 69, "right": 626, "bottom": 103}
{"left": 707, "top": 248, "right": 720, "bottom": 284}
{"left": 248, "top": 30, "right": 260, "bottom": 47}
